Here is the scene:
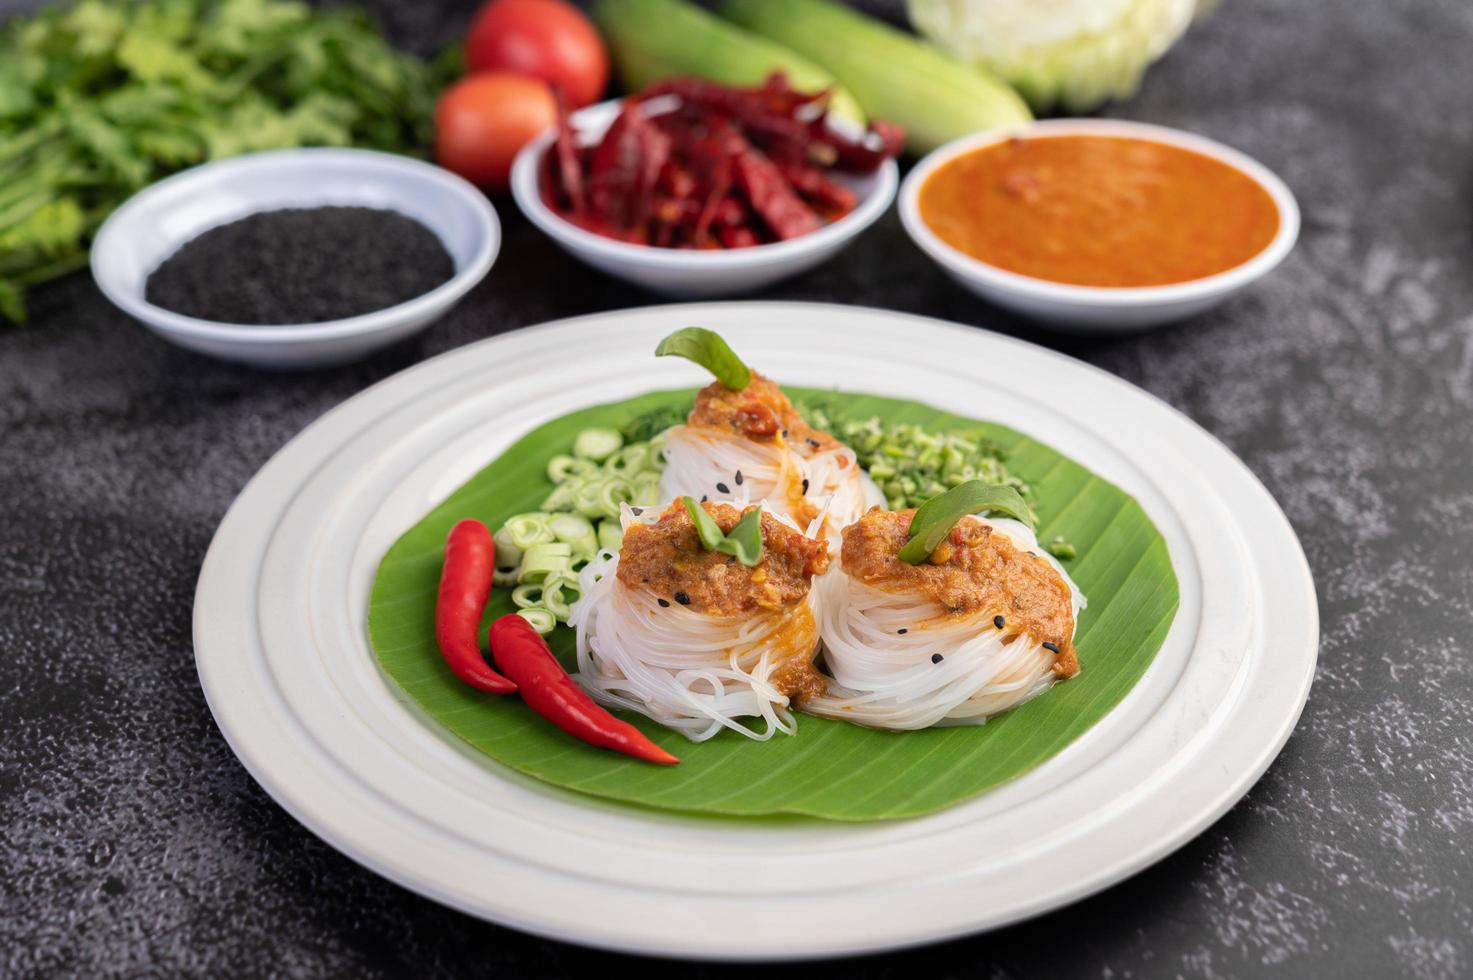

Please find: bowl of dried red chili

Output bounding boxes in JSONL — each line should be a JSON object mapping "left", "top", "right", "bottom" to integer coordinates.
{"left": 510, "top": 75, "right": 902, "bottom": 298}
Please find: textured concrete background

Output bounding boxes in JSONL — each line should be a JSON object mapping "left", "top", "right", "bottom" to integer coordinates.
{"left": 3, "top": 0, "right": 1471, "bottom": 977}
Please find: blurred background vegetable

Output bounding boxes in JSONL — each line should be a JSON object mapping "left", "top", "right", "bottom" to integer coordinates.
{"left": 434, "top": 71, "right": 557, "bottom": 190}
{"left": 464, "top": 0, "right": 608, "bottom": 109}
{"left": 0, "top": 0, "right": 445, "bottom": 324}
{"left": 905, "top": 0, "right": 1196, "bottom": 113}
{"left": 720, "top": 0, "right": 1031, "bottom": 154}
{"left": 593, "top": 0, "right": 865, "bottom": 125}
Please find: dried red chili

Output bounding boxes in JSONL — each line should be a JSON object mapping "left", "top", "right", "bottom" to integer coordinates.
{"left": 731, "top": 138, "right": 821, "bottom": 240}
{"left": 540, "top": 72, "right": 903, "bottom": 250}
{"left": 551, "top": 88, "right": 586, "bottom": 218}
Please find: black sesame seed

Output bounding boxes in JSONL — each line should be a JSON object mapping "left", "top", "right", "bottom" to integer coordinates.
{"left": 716, "top": 482, "right": 730, "bottom": 493}
{"left": 700, "top": 494, "right": 708, "bottom": 502}
{"left": 734, "top": 470, "right": 744, "bottom": 485}
{"left": 993, "top": 614, "right": 1006, "bottom": 629}
{"left": 807, "top": 438, "right": 820, "bottom": 447}
{"left": 931, "top": 653, "right": 944, "bottom": 664}
{"left": 674, "top": 591, "right": 691, "bottom": 605}
{"left": 631, "top": 507, "right": 643, "bottom": 515}
{"left": 658, "top": 598, "right": 670, "bottom": 608}
{"left": 898, "top": 628, "right": 908, "bottom": 634}
{"left": 1042, "top": 641, "right": 1060, "bottom": 653}
{"left": 781, "top": 429, "right": 789, "bottom": 438}
{"left": 801, "top": 478, "right": 810, "bottom": 494}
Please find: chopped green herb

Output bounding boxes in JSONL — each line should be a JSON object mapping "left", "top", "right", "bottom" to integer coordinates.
{"left": 1047, "top": 535, "right": 1077, "bottom": 561}
{"left": 898, "top": 481, "right": 1036, "bottom": 565}
{"left": 655, "top": 327, "right": 752, "bottom": 390}
{"left": 798, "top": 401, "right": 1038, "bottom": 519}
{"left": 0, "top": 0, "right": 448, "bottom": 324}
{"left": 620, "top": 403, "right": 687, "bottom": 443}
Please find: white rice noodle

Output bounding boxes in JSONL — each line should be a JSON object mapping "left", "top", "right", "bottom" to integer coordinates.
{"left": 658, "top": 424, "right": 882, "bottom": 542}
{"left": 570, "top": 509, "right": 824, "bottom": 742}
{"left": 805, "top": 517, "right": 1088, "bottom": 731}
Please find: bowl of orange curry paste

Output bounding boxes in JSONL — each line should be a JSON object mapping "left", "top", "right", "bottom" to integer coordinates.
{"left": 898, "top": 119, "right": 1299, "bottom": 332}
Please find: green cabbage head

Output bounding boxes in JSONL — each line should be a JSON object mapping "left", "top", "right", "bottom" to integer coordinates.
{"left": 907, "top": 0, "right": 1197, "bottom": 114}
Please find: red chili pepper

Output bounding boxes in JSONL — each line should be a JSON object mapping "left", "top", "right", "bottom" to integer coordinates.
{"left": 717, "top": 225, "right": 760, "bottom": 249}
{"left": 812, "top": 118, "right": 906, "bottom": 175}
{"left": 435, "top": 520, "right": 516, "bottom": 695}
{"left": 551, "top": 87, "right": 586, "bottom": 218}
{"left": 781, "top": 163, "right": 857, "bottom": 218}
{"left": 731, "top": 138, "right": 820, "bottom": 240}
{"left": 489, "top": 614, "right": 679, "bottom": 765}
{"left": 588, "top": 101, "right": 671, "bottom": 233}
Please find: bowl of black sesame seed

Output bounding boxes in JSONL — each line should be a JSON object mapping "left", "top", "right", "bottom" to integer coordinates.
{"left": 91, "top": 148, "right": 500, "bottom": 370}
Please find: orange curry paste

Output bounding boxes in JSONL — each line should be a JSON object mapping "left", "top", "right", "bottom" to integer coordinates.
{"left": 918, "top": 135, "right": 1280, "bottom": 288}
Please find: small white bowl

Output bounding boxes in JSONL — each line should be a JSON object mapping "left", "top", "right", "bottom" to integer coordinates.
{"left": 511, "top": 99, "right": 898, "bottom": 298}
{"left": 91, "top": 148, "right": 500, "bottom": 370}
{"left": 899, "top": 119, "right": 1300, "bottom": 333}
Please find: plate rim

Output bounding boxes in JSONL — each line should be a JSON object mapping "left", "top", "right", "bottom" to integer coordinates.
{"left": 194, "top": 301, "right": 1318, "bottom": 959}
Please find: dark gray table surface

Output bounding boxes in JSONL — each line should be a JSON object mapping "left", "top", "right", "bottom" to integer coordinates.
{"left": 4, "top": 0, "right": 1471, "bottom": 976}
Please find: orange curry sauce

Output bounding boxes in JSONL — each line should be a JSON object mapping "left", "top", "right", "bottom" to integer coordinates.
{"left": 918, "top": 135, "right": 1281, "bottom": 288}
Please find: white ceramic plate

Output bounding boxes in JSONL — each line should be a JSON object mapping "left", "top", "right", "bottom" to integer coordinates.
{"left": 194, "top": 302, "right": 1317, "bottom": 960}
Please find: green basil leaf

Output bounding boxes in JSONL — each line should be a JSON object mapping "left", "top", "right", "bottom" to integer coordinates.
{"left": 655, "top": 327, "right": 751, "bottom": 390}
{"left": 681, "top": 496, "right": 726, "bottom": 550}
{"left": 898, "top": 481, "right": 1036, "bottom": 564}
{"left": 714, "top": 505, "right": 764, "bottom": 567}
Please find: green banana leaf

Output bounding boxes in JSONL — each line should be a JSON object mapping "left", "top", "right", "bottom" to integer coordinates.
{"left": 368, "top": 388, "right": 1178, "bottom": 821}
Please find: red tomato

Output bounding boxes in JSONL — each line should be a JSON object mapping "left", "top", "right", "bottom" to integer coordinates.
{"left": 464, "top": 0, "right": 609, "bottom": 109}
{"left": 434, "top": 73, "right": 557, "bottom": 192}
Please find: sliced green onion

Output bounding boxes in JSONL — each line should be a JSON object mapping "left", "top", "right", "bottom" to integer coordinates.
{"left": 573, "top": 426, "right": 623, "bottom": 462}
{"left": 541, "top": 572, "right": 581, "bottom": 619}
{"left": 547, "top": 454, "right": 596, "bottom": 484}
{"left": 596, "top": 476, "right": 635, "bottom": 518}
{"left": 519, "top": 542, "right": 573, "bottom": 583}
{"left": 549, "top": 513, "right": 595, "bottom": 543}
{"left": 505, "top": 513, "right": 555, "bottom": 549}
{"left": 516, "top": 608, "right": 557, "bottom": 635}
{"left": 492, "top": 523, "right": 525, "bottom": 571}
{"left": 598, "top": 519, "right": 624, "bottom": 552}
{"left": 541, "top": 482, "right": 577, "bottom": 512}
{"left": 571, "top": 479, "right": 604, "bottom": 518}
{"left": 898, "top": 481, "right": 1036, "bottom": 565}
{"left": 632, "top": 472, "right": 663, "bottom": 505}
{"left": 605, "top": 443, "right": 651, "bottom": 474}
{"left": 511, "top": 582, "right": 545, "bottom": 609}
{"left": 655, "top": 327, "right": 751, "bottom": 390}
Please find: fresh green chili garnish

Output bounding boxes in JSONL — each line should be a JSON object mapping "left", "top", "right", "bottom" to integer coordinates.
{"left": 655, "top": 327, "right": 752, "bottom": 390}
{"left": 680, "top": 496, "right": 765, "bottom": 567}
{"left": 898, "top": 481, "right": 1036, "bottom": 565}
{"left": 682, "top": 496, "right": 727, "bottom": 550}
{"left": 718, "top": 507, "right": 764, "bottom": 567}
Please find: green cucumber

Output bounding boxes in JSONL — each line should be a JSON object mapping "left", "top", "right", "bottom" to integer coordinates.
{"left": 720, "top": 0, "right": 1032, "bottom": 153}
{"left": 592, "top": 0, "right": 865, "bottom": 124}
